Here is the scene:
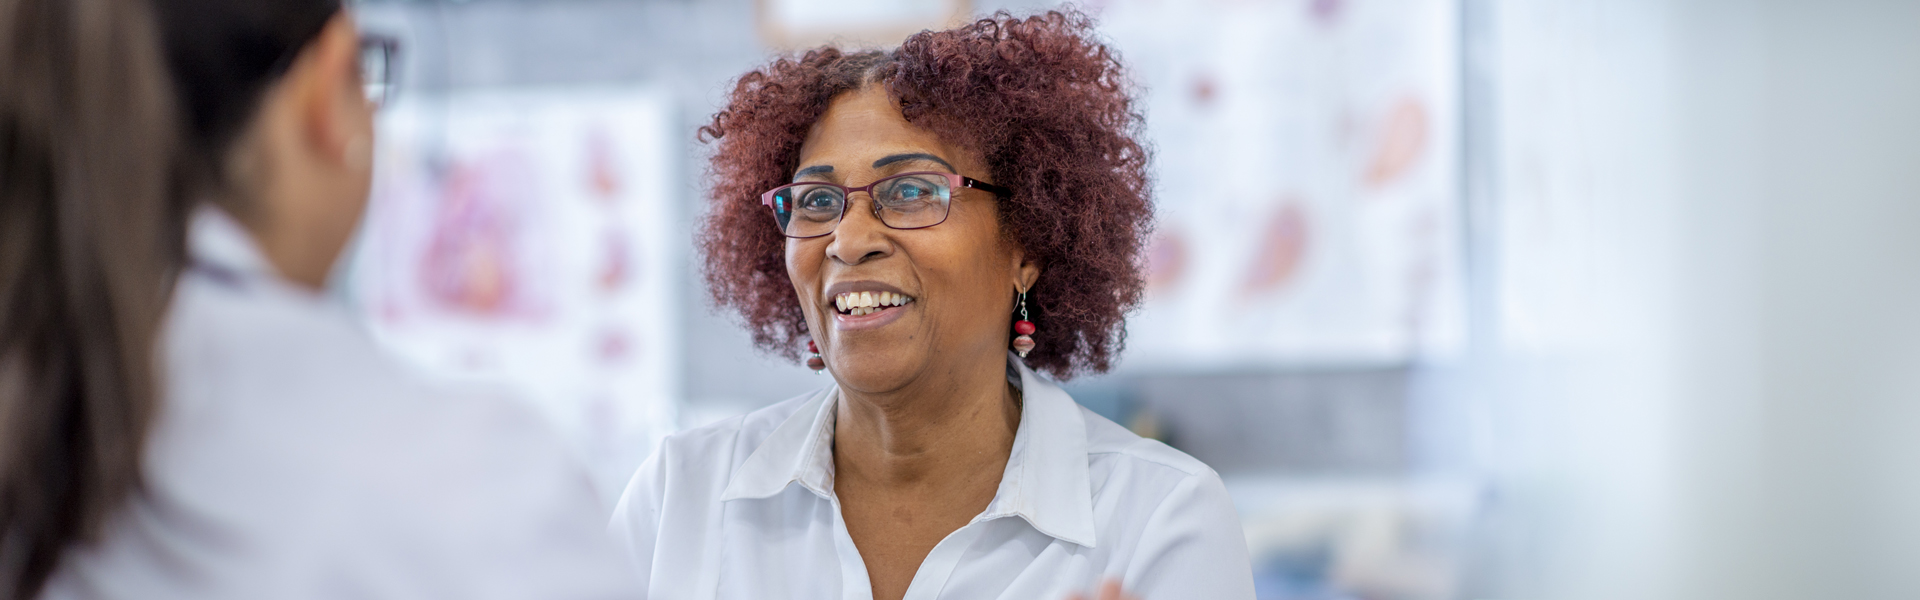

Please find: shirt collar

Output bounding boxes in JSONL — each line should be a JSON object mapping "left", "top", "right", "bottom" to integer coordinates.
{"left": 719, "top": 353, "right": 1098, "bottom": 548}
{"left": 719, "top": 386, "right": 840, "bottom": 501}
{"left": 187, "top": 205, "right": 277, "bottom": 281}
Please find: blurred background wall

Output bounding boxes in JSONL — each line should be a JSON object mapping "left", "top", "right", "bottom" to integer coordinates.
{"left": 336, "top": 1, "right": 1920, "bottom": 598}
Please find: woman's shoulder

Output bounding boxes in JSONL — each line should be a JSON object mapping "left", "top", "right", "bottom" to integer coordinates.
{"left": 1072, "top": 405, "right": 1254, "bottom": 597}
{"left": 620, "top": 387, "right": 830, "bottom": 510}
{"left": 655, "top": 388, "right": 827, "bottom": 462}
{"left": 1077, "top": 404, "right": 1218, "bottom": 479}
{"left": 610, "top": 388, "right": 831, "bottom": 554}
{"left": 1072, "top": 404, "right": 1241, "bottom": 528}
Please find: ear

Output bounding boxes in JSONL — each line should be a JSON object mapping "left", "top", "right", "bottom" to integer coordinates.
{"left": 1011, "top": 244, "right": 1041, "bottom": 294}
{"left": 292, "top": 16, "right": 370, "bottom": 167}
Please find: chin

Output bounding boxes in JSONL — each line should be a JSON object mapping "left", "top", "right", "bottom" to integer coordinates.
{"left": 826, "top": 349, "right": 925, "bottom": 395}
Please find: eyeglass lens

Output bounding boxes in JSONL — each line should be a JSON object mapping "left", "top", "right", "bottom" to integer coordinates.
{"left": 769, "top": 173, "right": 954, "bottom": 238}
{"left": 360, "top": 38, "right": 395, "bottom": 107}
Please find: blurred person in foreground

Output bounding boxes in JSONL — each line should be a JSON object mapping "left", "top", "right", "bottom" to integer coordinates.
{"left": 0, "top": 0, "right": 639, "bottom": 597}
{"left": 610, "top": 11, "right": 1254, "bottom": 600}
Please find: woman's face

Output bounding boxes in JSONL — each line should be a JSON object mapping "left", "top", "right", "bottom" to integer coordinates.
{"left": 787, "top": 86, "right": 1036, "bottom": 394}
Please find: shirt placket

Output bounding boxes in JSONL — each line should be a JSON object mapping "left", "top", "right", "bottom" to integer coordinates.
{"left": 822, "top": 490, "right": 876, "bottom": 600}
{"left": 901, "top": 452, "right": 1028, "bottom": 600}
{"left": 812, "top": 389, "right": 1023, "bottom": 600}
{"left": 899, "top": 517, "right": 1002, "bottom": 600}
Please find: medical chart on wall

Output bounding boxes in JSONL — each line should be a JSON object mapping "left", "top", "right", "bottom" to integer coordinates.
{"left": 345, "top": 88, "right": 679, "bottom": 496}
{"left": 1096, "top": 0, "right": 1464, "bottom": 367}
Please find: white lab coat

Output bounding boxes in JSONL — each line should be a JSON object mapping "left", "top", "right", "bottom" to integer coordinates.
{"left": 41, "top": 209, "right": 642, "bottom": 599}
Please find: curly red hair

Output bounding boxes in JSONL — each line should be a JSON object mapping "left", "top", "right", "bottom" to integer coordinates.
{"left": 697, "top": 10, "right": 1151, "bottom": 379}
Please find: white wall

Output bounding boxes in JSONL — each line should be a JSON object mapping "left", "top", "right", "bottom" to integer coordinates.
{"left": 1675, "top": 1, "right": 1920, "bottom": 598}
{"left": 1489, "top": 0, "right": 1920, "bottom": 597}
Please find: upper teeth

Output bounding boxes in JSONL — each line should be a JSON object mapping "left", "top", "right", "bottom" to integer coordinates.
{"left": 835, "top": 291, "right": 912, "bottom": 315}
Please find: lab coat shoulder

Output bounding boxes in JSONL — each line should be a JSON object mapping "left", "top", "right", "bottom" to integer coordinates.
{"left": 164, "top": 267, "right": 584, "bottom": 508}
{"left": 1078, "top": 406, "right": 1257, "bottom": 600}
{"left": 314, "top": 380, "right": 635, "bottom": 600}
{"left": 85, "top": 275, "right": 644, "bottom": 599}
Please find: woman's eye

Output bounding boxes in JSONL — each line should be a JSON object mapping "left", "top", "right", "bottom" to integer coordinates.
{"left": 882, "top": 178, "right": 941, "bottom": 204}
{"left": 799, "top": 189, "right": 842, "bottom": 210}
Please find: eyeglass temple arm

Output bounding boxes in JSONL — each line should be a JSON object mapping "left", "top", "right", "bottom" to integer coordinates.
{"left": 961, "top": 177, "right": 1012, "bottom": 198}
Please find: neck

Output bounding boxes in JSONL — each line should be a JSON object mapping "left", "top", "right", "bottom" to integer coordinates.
{"left": 224, "top": 109, "right": 355, "bottom": 291}
{"left": 832, "top": 352, "right": 1021, "bottom": 492}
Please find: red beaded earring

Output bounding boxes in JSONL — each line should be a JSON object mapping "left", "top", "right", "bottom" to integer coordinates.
{"left": 806, "top": 340, "right": 825, "bottom": 372}
{"left": 1012, "top": 290, "right": 1036, "bottom": 358}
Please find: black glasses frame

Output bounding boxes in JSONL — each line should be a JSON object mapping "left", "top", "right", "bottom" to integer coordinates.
{"left": 759, "top": 171, "right": 1012, "bottom": 239}
{"left": 359, "top": 33, "right": 401, "bottom": 109}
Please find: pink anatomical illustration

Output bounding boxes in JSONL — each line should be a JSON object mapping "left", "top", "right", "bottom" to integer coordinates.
{"left": 1309, "top": 0, "right": 1347, "bottom": 26}
{"left": 598, "top": 231, "right": 632, "bottom": 293}
{"left": 586, "top": 128, "right": 623, "bottom": 202}
{"left": 1364, "top": 96, "right": 1430, "bottom": 189}
{"left": 1241, "top": 200, "right": 1311, "bottom": 298}
{"left": 1147, "top": 229, "right": 1190, "bottom": 295}
{"left": 1190, "top": 71, "right": 1219, "bottom": 111}
{"left": 348, "top": 91, "right": 679, "bottom": 519}
{"left": 419, "top": 151, "right": 533, "bottom": 316}
{"left": 597, "top": 327, "right": 632, "bottom": 365}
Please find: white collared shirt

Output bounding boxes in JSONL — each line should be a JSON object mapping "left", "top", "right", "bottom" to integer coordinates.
{"left": 610, "top": 357, "right": 1256, "bottom": 600}
{"left": 42, "top": 209, "right": 643, "bottom": 599}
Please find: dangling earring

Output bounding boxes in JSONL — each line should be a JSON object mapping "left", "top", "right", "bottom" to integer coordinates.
{"left": 806, "top": 340, "right": 826, "bottom": 372}
{"left": 1012, "top": 291, "right": 1037, "bottom": 358}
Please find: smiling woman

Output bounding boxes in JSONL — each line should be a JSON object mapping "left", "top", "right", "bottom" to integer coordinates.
{"left": 697, "top": 11, "right": 1152, "bottom": 378}
{"left": 611, "top": 10, "right": 1255, "bottom": 600}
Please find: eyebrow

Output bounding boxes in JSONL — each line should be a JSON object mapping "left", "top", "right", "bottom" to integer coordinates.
{"left": 872, "top": 153, "right": 956, "bottom": 173}
{"left": 792, "top": 165, "right": 834, "bottom": 180}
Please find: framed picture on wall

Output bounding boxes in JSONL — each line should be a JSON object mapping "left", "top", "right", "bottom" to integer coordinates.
{"left": 1103, "top": 0, "right": 1466, "bottom": 368}
{"left": 347, "top": 87, "right": 681, "bottom": 501}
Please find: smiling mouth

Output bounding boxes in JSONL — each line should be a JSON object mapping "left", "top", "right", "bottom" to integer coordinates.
{"left": 834, "top": 291, "right": 915, "bottom": 317}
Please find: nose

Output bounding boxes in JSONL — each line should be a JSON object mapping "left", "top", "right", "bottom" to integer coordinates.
{"left": 825, "top": 194, "right": 892, "bottom": 266}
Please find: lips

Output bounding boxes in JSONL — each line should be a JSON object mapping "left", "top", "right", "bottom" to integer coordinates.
{"left": 833, "top": 290, "right": 913, "bottom": 316}
{"left": 823, "top": 281, "right": 916, "bottom": 329}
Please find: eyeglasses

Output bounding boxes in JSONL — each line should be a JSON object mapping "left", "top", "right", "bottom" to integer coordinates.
{"left": 359, "top": 34, "right": 400, "bottom": 108}
{"left": 265, "top": 19, "right": 400, "bottom": 109}
{"left": 760, "top": 172, "right": 1011, "bottom": 239}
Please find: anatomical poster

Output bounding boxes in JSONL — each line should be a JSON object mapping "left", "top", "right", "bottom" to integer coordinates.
{"left": 1097, "top": 0, "right": 1464, "bottom": 367}
{"left": 344, "top": 87, "right": 679, "bottom": 497}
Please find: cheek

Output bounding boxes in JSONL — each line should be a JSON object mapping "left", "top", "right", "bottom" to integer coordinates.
{"left": 785, "top": 241, "right": 813, "bottom": 285}
{"left": 910, "top": 228, "right": 1013, "bottom": 323}
{"left": 945, "top": 204, "right": 1013, "bottom": 287}
{"left": 785, "top": 240, "right": 828, "bottom": 309}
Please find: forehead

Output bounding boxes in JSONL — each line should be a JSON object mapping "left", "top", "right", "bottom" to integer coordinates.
{"left": 795, "top": 86, "right": 969, "bottom": 174}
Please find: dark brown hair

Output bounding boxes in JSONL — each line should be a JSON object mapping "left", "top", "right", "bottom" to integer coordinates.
{"left": 698, "top": 10, "right": 1152, "bottom": 379}
{"left": 0, "top": 0, "right": 334, "bottom": 596}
